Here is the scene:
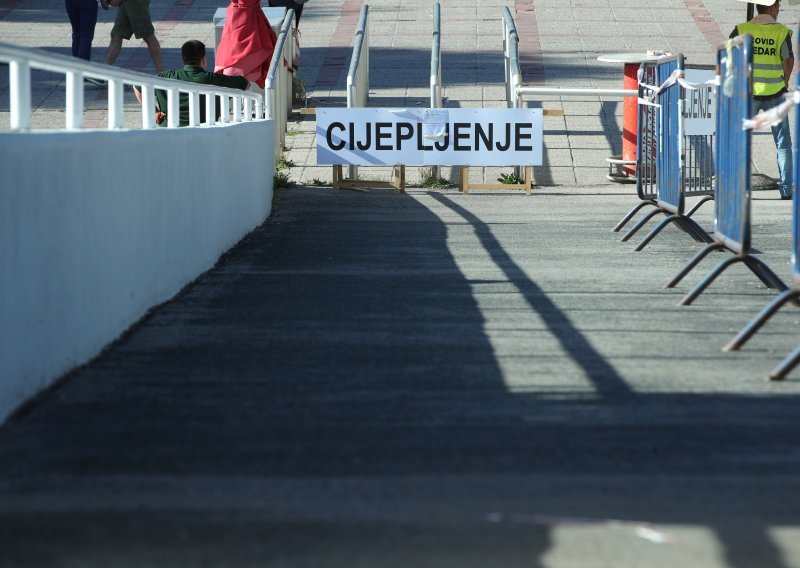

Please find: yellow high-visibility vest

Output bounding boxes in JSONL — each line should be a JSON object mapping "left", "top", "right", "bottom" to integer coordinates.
{"left": 738, "top": 22, "right": 791, "bottom": 97}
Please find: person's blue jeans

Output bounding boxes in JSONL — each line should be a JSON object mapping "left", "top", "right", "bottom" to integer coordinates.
{"left": 65, "top": 0, "right": 98, "bottom": 61}
{"left": 753, "top": 95, "right": 793, "bottom": 198}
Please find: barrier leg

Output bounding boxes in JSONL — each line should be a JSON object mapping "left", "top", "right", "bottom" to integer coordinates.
{"left": 743, "top": 256, "right": 787, "bottom": 291}
{"left": 612, "top": 200, "right": 657, "bottom": 232}
{"left": 666, "top": 242, "right": 725, "bottom": 288}
{"left": 620, "top": 208, "right": 666, "bottom": 242}
{"left": 768, "top": 344, "right": 800, "bottom": 381}
{"left": 723, "top": 289, "right": 800, "bottom": 351}
{"left": 675, "top": 217, "right": 714, "bottom": 244}
{"left": 685, "top": 195, "right": 714, "bottom": 219}
{"left": 633, "top": 214, "right": 679, "bottom": 251}
{"left": 679, "top": 256, "right": 744, "bottom": 306}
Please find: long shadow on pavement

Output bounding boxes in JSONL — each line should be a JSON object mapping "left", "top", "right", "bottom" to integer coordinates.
{"left": 0, "top": 188, "right": 799, "bottom": 567}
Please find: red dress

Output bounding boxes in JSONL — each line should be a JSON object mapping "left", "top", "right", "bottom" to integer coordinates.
{"left": 214, "top": 0, "right": 278, "bottom": 89}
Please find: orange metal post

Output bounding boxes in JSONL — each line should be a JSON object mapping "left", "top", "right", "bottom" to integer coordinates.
{"left": 622, "top": 62, "right": 640, "bottom": 177}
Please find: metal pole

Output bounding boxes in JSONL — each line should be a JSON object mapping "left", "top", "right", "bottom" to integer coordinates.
{"left": 517, "top": 86, "right": 638, "bottom": 97}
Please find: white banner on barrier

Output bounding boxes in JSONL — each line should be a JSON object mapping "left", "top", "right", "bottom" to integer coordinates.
{"left": 316, "top": 108, "right": 543, "bottom": 166}
{"left": 683, "top": 68, "right": 716, "bottom": 136}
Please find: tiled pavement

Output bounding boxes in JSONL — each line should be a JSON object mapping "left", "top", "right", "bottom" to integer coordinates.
{"left": 0, "top": 0, "right": 796, "bottom": 186}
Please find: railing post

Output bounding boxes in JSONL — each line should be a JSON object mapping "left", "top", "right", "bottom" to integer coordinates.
{"left": 9, "top": 59, "right": 32, "bottom": 131}
{"left": 233, "top": 96, "right": 242, "bottom": 122}
{"left": 108, "top": 78, "right": 124, "bottom": 129}
{"left": 221, "top": 95, "right": 230, "bottom": 123}
{"left": 189, "top": 92, "right": 201, "bottom": 126}
{"left": 141, "top": 84, "right": 156, "bottom": 129}
{"left": 430, "top": 1, "right": 441, "bottom": 178}
{"left": 65, "top": 70, "right": 84, "bottom": 130}
{"left": 266, "top": 87, "right": 275, "bottom": 120}
{"left": 167, "top": 88, "right": 179, "bottom": 128}
{"left": 363, "top": 15, "right": 370, "bottom": 108}
{"left": 512, "top": 72, "right": 523, "bottom": 179}
{"left": 206, "top": 95, "right": 216, "bottom": 126}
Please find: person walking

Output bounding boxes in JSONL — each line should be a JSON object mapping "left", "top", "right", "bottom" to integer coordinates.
{"left": 64, "top": 0, "right": 100, "bottom": 62}
{"left": 101, "top": 0, "right": 164, "bottom": 73}
{"left": 731, "top": 0, "right": 794, "bottom": 199}
{"left": 214, "top": 0, "right": 278, "bottom": 89}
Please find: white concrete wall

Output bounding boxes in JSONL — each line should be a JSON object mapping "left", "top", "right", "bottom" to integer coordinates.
{"left": 0, "top": 121, "right": 276, "bottom": 424}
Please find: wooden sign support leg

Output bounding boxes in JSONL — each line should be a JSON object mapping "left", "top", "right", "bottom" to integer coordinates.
{"left": 525, "top": 166, "right": 532, "bottom": 196}
{"left": 460, "top": 166, "right": 469, "bottom": 194}
{"left": 332, "top": 165, "right": 342, "bottom": 191}
{"left": 392, "top": 165, "right": 406, "bottom": 193}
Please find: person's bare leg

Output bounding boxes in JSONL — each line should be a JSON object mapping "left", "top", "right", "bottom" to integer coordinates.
{"left": 104, "top": 35, "right": 123, "bottom": 66}
{"left": 143, "top": 34, "right": 164, "bottom": 73}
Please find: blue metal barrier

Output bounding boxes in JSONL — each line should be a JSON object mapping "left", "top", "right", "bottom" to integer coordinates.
{"left": 667, "top": 34, "right": 786, "bottom": 305}
{"left": 614, "top": 61, "right": 716, "bottom": 234}
{"left": 722, "top": 27, "right": 800, "bottom": 380}
{"left": 657, "top": 55, "right": 684, "bottom": 214}
{"left": 611, "top": 62, "right": 660, "bottom": 233}
{"left": 636, "top": 65, "right": 658, "bottom": 196}
{"left": 619, "top": 56, "right": 713, "bottom": 249}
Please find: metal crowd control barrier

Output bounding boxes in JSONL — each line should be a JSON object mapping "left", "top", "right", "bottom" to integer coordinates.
{"left": 265, "top": 9, "right": 296, "bottom": 154}
{"left": 615, "top": 62, "right": 716, "bottom": 233}
{"left": 619, "top": 56, "right": 713, "bottom": 250}
{"left": 666, "top": 35, "right": 786, "bottom": 305}
{"left": 1, "top": 41, "right": 264, "bottom": 130}
{"left": 723, "top": 27, "right": 800, "bottom": 380}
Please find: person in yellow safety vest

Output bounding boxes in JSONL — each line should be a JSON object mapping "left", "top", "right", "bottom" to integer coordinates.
{"left": 731, "top": 0, "right": 794, "bottom": 199}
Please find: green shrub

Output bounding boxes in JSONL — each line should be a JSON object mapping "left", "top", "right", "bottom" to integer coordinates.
{"left": 419, "top": 167, "right": 453, "bottom": 189}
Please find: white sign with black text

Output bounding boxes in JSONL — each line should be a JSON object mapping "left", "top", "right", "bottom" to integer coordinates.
{"left": 682, "top": 68, "right": 716, "bottom": 137}
{"left": 316, "top": 108, "right": 543, "bottom": 166}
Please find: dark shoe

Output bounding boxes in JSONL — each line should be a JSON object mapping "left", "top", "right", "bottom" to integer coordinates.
{"left": 780, "top": 193, "right": 793, "bottom": 200}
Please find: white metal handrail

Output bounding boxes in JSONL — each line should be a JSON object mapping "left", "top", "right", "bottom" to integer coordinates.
{"left": 265, "top": 8, "right": 296, "bottom": 152}
{"left": 345, "top": 3, "right": 370, "bottom": 178}
{"left": 429, "top": 1, "right": 443, "bottom": 177}
{"left": 430, "top": 2, "right": 442, "bottom": 109}
{"left": 517, "top": 86, "right": 638, "bottom": 98}
{"left": 502, "top": 6, "right": 520, "bottom": 109}
{"left": 0, "top": 41, "right": 264, "bottom": 131}
{"left": 347, "top": 4, "right": 370, "bottom": 109}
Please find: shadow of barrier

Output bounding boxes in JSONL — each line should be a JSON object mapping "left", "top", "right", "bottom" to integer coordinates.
{"left": 615, "top": 58, "right": 716, "bottom": 246}
{"left": 724, "top": 27, "right": 800, "bottom": 381}
{"left": 666, "top": 35, "right": 787, "bottom": 306}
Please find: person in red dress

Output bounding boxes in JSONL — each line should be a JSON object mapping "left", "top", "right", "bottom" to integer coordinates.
{"left": 214, "top": 0, "right": 278, "bottom": 89}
